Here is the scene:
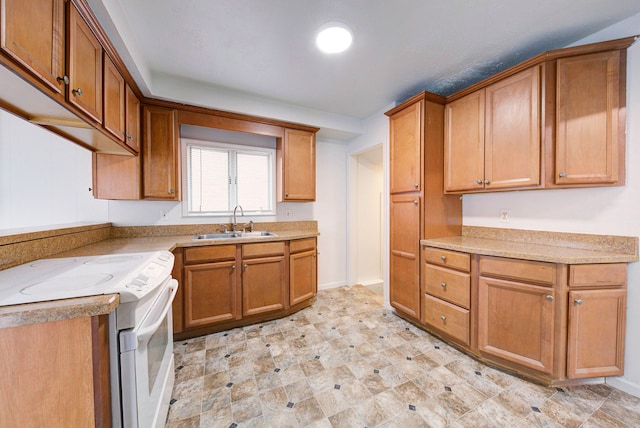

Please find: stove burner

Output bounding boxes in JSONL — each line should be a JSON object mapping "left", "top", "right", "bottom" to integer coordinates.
{"left": 20, "top": 273, "right": 114, "bottom": 295}
{"left": 29, "top": 258, "right": 77, "bottom": 268}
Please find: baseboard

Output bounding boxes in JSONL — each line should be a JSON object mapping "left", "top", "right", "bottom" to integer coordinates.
{"left": 358, "top": 279, "right": 384, "bottom": 287}
{"left": 606, "top": 376, "right": 640, "bottom": 398}
{"left": 318, "top": 281, "right": 347, "bottom": 290}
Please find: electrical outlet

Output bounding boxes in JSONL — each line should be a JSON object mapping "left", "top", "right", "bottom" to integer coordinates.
{"left": 160, "top": 210, "right": 169, "bottom": 221}
{"left": 286, "top": 210, "right": 292, "bottom": 217}
{"left": 499, "top": 209, "right": 511, "bottom": 223}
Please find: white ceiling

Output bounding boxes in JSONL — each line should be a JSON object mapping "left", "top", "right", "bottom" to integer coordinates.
{"left": 88, "top": 0, "right": 640, "bottom": 128}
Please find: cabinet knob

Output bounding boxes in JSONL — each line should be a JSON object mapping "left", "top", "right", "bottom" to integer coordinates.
{"left": 484, "top": 179, "right": 490, "bottom": 185}
{"left": 476, "top": 179, "right": 482, "bottom": 185}
{"left": 243, "top": 264, "right": 248, "bottom": 270}
{"left": 285, "top": 192, "right": 289, "bottom": 197}
{"left": 413, "top": 200, "right": 418, "bottom": 205}
{"left": 57, "top": 75, "right": 69, "bottom": 85}
{"left": 559, "top": 172, "right": 567, "bottom": 178}
{"left": 574, "top": 299, "right": 583, "bottom": 305}
{"left": 440, "top": 282, "right": 446, "bottom": 288}
{"left": 231, "top": 265, "right": 236, "bottom": 271}
{"left": 441, "top": 255, "right": 446, "bottom": 261}
{"left": 313, "top": 253, "right": 317, "bottom": 257}
{"left": 414, "top": 183, "right": 419, "bottom": 189}
{"left": 440, "top": 315, "right": 446, "bottom": 321}
{"left": 545, "top": 295, "right": 554, "bottom": 301}
{"left": 72, "top": 87, "right": 83, "bottom": 96}
{"left": 168, "top": 189, "right": 175, "bottom": 194}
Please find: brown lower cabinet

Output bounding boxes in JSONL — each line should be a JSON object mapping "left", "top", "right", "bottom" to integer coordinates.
{"left": 174, "top": 238, "right": 317, "bottom": 339}
{"left": 419, "top": 246, "right": 628, "bottom": 384}
{"left": 0, "top": 315, "right": 111, "bottom": 427}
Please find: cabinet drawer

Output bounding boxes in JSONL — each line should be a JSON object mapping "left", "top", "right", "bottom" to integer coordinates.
{"left": 184, "top": 245, "right": 236, "bottom": 264}
{"left": 290, "top": 238, "right": 316, "bottom": 254}
{"left": 569, "top": 263, "right": 627, "bottom": 287}
{"left": 243, "top": 241, "right": 285, "bottom": 258}
{"left": 479, "top": 256, "right": 556, "bottom": 286}
{"left": 422, "top": 294, "right": 469, "bottom": 345}
{"left": 423, "top": 264, "right": 470, "bottom": 309}
{"left": 422, "top": 247, "right": 470, "bottom": 272}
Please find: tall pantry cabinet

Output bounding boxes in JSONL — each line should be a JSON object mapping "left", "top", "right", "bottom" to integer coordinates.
{"left": 386, "top": 92, "right": 462, "bottom": 322}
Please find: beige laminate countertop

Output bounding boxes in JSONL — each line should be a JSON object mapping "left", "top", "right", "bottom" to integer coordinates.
{"left": 53, "top": 230, "right": 319, "bottom": 257}
{"left": 421, "top": 227, "right": 638, "bottom": 264}
{"left": 0, "top": 228, "right": 319, "bottom": 328}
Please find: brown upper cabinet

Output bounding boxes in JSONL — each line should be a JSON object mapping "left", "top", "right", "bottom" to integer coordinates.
{"left": 553, "top": 50, "right": 624, "bottom": 186}
{"left": 67, "top": 2, "right": 103, "bottom": 123}
{"left": 445, "top": 66, "right": 541, "bottom": 193}
{"left": 390, "top": 100, "right": 423, "bottom": 193}
{"left": 444, "top": 36, "right": 635, "bottom": 194}
{"left": 0, "top": 0, "right": 66, "bottom": 94}
{"left": 103, "top": 53, "right": 125, "bottom": 142}
{"left": 143, "top": 105, "right": 180, "bottom": 200}
{"left": 278, "top": 128, "right": 316, "bottom": 201}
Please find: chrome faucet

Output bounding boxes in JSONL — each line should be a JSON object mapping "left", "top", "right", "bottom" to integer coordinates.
{"left": 232, "top": 205, "right": 244, "bottom": 232}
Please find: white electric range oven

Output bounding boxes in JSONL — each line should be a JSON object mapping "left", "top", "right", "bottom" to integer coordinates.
{"left": 0, "top": 250, "right": 178, "bottom": 428}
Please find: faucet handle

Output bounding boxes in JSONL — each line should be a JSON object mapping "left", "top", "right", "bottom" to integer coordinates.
{"left": 223, "top": 225, "right": 229, "bottom": 233}
{"left": 248, "top": 220, "right": 254, "bottom": 232}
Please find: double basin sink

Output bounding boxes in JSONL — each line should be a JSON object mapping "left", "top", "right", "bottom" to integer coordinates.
{"left": 193, "top": 231, "right": 277, "bottom": 240}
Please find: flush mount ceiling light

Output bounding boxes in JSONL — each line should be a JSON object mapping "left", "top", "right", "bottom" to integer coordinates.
{"left": 316, "top": 22, "right": 353, "bottom": 54}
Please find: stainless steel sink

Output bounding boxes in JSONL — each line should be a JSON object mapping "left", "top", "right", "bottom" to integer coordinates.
{"left": 193, "top": 231, "right": 277, "bottom": 240}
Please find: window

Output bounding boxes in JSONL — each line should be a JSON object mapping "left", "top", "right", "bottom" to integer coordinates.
{"left": 183, "top": 139, "right": 275, "bottom": 216}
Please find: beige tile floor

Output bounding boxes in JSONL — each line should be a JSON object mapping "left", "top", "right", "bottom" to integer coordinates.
{"left": 166, "top": 285, "right": 640, "bottom": 427}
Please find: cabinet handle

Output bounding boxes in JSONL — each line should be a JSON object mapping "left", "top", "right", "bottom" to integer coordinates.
{"left": 285, "top": 192, "right": 289, "bottom": 197}
{"left": 440, "top": 315, "right": 446, "bottom": 321}
{"left": 440, "top": 282, "right": 446, "bottom": 288}
{"left": 168, "top": 189, "right": 175, "bottom": 194}
{"left": 57, "top": 75, "right": 69, "bottom": 85}
{"left": 313, "top": 253, "right": 317, "bottom": 257}
{"left": 243, "top": 264, "right": 248, "bottom": 270}
{"left": 72, "top": 87, "right": 83, "bottom": 96}
{"left": 441, "top": 255, "right": 446, "bottom": 261}
{"left": 559, "top": 172, "right": 567, "bottom": 178}
{"left": 414, "top": 183, "right": 419, "bottom": 189}
{"left": 413, "top": 200, "right": 418, "bottom": 205}
{"left": 574, "top": 299, "right": 583, "bottom": 305}
{"left": 231, "top": 265, "right": 236, "bottom": 271}
{"left": 476, "top": 179, "right": 482, "bottom": 185}
{"left": 483, "top": 179, "right": 490, "bottom": 185}
{"left": 545, "top": 295, "right": 554, "bottom": 301}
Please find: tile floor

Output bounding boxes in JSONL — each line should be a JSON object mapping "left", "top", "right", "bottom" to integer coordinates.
{"left": 166, "top": 285, "right": 640, "bottom": 427}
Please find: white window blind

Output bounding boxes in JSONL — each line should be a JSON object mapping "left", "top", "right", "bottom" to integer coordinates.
{"left": 185, "top": 141, "right": 275, "bottom": 216}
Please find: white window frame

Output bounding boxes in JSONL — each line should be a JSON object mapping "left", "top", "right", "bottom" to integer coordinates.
{"left": 181, "top": 138, "right": 276, "bottom": 217}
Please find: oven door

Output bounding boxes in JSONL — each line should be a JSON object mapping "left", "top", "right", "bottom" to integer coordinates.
{"left": 119, "top": 278, "right": 178, "bottom": 428}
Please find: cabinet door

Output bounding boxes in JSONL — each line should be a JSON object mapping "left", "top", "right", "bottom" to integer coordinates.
{"left": 93, "top": 153, "right": 141, "bottom": 200}
{"left": 0, "top": 0, "right": 65, "bottom": 94}
{"left": 242, "top": 255, "right": 287, "bottom": 316}
{"left": 556, "top": 51, "right": 621, "bottom": 185}
{"left": 67, "top": 3, "right": 102, "bottom": 122}
{"left": 390, "top": 99, "right": 422, "bottom": 193}
{"left": 478, "top": 276, "right": 555, "bottom": 374}
{"left": 567, "top": 289, "right": 626, "bottom": 379}
{"left": 143, "top": 105, "right": 180, "bottom": 200}
{"left": 103, "top": 54, "right": 125, "bottom": 142}
{"left": 290, "top": 249, "right": 317, "bottom": 306}
{"left": 125, "top": 84, "right": 140, "bottom": 153}
{"left": 279, "top": 128, "right": 315, "bottom": 201}
{"left": 485, "top": 66, "right": 540, "bottom": 189}
{"left": 390, "top": 194, "right": 421, "bottom": 319}
{"left": 184, "top": 261, "right": 240, "bottom": 328}
{"left": 444, "top": 90, "right": 485, "bottom": 192}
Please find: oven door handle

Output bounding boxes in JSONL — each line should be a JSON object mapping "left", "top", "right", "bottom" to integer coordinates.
{"left": 136, "top": 279, "right": 178, "bottom": 343}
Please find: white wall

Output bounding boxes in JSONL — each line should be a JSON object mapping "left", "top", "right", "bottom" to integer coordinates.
{"left": 463, "top": 13, "right": 640, "bottom": 396}
{"left": 346, "top": 105, "right": 392, "bottom": 305}
{"left": 355, "top": 146, "right": 383, "bottom": 286}
{"left": 107, "top": 137, "right": 349, "bottom": 290}
{"left": 0, "top": 109, "right": 108, "bottom": 230}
